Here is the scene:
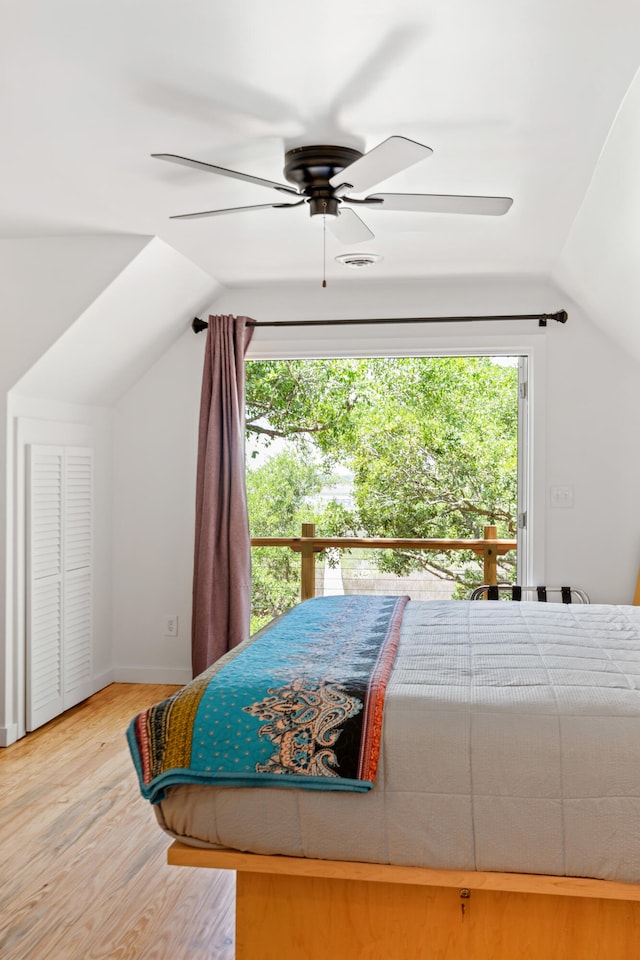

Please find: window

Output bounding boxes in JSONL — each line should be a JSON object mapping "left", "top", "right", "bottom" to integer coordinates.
{"left": 246, "top": 355, "right": 526, "bottom": 629}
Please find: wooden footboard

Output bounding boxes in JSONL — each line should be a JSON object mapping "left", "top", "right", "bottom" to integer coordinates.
{"left": 168, "top": 842, "right": 640, "bottom": 959}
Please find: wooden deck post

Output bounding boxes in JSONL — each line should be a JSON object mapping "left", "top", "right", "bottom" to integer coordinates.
{"left": 300, "top": 522, "right": 316, "bottom": 601}
{"left": 483, "top": 525, "right": 498, "bottom": 585}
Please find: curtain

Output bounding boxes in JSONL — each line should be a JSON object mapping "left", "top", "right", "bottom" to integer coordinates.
{"left": 191, "top": 315, "right": 255, "bottom": 676}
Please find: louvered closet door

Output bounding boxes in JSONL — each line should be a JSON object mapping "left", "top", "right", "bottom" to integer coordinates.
{"left": 63, "top": 450, "right": 93, "bottom": 706}
{"left": 26, "top": 445, "right": 94, "bottom": 731}
{"left": 26, "top": 447, "right": 63, "bottom": 730}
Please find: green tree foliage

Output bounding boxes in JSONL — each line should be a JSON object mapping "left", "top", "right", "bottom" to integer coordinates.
{"left": 246, "top": 359, "right": 367, "bottom": 458}
{"left": 246, "top": 449, "right": 329, "bottom": 631}
{"left": 245, "top": 356, "right": 518, "bottom": 614}
{"left": 338, "top": 358, "right": 517, "bottom": 586}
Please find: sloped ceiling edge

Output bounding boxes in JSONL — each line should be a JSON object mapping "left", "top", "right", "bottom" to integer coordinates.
{"left": 13, "top": 237, "right": 223, "bottom": 406}
{"left": 1, "top": 234, "right": 152, "bottom": 391}
{"left": 553, "top": 65, "right": 640, "bottom": 361}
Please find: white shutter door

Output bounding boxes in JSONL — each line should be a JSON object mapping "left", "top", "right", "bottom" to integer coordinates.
{"left": 26, "top": 445, "right": 94, "bottom": 731}
{"left": 63, "top": 449, "right": 93, "bottom": 707}
{"left": 26, "top": 446, "right": 64, "bottom": 730}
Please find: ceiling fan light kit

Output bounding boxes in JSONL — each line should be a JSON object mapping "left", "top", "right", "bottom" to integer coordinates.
{"left": 153, "top": 134, "right": 513, "bottom": 246}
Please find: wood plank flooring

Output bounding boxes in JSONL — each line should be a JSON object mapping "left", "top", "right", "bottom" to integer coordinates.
{"left": 0, "top": 684, "right": 236, "bottom": 960}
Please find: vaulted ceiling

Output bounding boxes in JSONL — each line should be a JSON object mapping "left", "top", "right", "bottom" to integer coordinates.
{"left": 3, "top": 0, "right": 640, "bottom": 293}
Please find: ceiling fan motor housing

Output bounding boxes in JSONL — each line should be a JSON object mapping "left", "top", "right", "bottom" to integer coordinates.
{"left": 283, "top": 145, "right": 362, "bottom": 217}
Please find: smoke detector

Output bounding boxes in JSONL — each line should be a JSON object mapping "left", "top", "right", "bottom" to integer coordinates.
{"left": 335, "top": 253, "right": 383, "bottom": 269}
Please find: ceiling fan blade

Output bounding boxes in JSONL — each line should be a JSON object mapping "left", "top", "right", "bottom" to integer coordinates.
{"left": 169, "top": 201, "right": 304, "bottom": 220}
{"left": 366, "top": 193, "right": 513, "bottom": 216}
{"left": 327, "top": 207, "right": 375, "bottom": 244}
{"left": 329, "top": 136, "right": 432, "bottom": 194}
{"left": 152, "top": 153, "right": 299, "bottom": 196}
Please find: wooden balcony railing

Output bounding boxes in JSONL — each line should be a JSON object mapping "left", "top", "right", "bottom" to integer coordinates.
{"left": 251, "top": 523, "right": 517, "bottom": 601}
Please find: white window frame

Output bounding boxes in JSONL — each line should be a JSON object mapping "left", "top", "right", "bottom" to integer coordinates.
{"left": 246, "top": 326, "right": 547, "bottom": 588}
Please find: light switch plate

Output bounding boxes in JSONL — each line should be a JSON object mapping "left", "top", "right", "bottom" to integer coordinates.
{"left": 550, "top": 485, "right": 574, "bottom": 508}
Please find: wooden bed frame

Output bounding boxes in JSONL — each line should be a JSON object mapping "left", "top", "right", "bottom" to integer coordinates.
{"left": 168, "top": 841, "right": 640, "bottom": 958}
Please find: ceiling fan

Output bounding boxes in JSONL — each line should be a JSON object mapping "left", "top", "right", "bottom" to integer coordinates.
{"left": 152, "top": 136, "right": 513, "bottom": 244}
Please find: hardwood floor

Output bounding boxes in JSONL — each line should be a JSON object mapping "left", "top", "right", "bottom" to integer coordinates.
{"left": 0, "top": 684, "right": 236, "bottom": 960}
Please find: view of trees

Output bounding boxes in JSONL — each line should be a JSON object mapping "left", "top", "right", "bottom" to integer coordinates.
{"left": 246, "top": 356, "right": 519, "bottom": 628}
{"left": 246, "top": 450, "right": 329, "bottom": 628}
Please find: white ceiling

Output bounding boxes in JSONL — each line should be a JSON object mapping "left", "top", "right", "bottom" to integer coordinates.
{"left": 2, "top": 0, "right": 640, "bottom": 288}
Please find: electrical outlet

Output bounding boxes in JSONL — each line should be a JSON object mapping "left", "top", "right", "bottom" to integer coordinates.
{"left": 164, "top": 615, "right": 178, "bottom": 637}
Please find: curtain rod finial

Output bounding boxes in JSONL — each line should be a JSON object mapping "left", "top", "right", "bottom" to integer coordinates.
{"left": 538, "top": 310, "right": 569, "bottom": 327}
{"left": 192, "top": 317, "right": 208, "bottom": 334}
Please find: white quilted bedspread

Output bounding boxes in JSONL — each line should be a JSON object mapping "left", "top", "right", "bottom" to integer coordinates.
{"left": 156, "top": 600, "right": 640, "bottom": 882}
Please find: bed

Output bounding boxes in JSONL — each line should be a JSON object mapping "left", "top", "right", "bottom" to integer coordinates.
{"left": 128, "top": 596, "right": 640, "bottom": 959}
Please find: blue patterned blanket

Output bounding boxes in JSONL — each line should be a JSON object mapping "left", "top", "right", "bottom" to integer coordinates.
{"left": 128, "top": 594, "right": 408, "bottom": 803}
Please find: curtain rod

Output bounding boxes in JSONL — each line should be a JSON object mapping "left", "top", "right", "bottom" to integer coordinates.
{"left": 192, "top": 310, "right": 568, "bottom": 333}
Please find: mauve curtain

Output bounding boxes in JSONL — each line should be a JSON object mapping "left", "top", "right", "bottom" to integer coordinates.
{"left": 191, "top": 314, "right": 255, "bottom": 676}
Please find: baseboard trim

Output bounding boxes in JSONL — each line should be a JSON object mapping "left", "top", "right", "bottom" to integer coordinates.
{"left": 92, "top": 669, "right": 115, "bottom": 693}
{"left": 0, "top": 723, "right": 19, "bottom": 747}
{"left": 113, "top": 667, "right": 191, "bottom": 685}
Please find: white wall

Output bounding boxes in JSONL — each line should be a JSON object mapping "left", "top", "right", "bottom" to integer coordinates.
{"left": 555, "top": 65, "right": 640, "bottom": 362}
{"left": 3, "top": 395, "right": 114, "bottom": 743}
{"left": 111, "top": 330, "right": 203, "bottom": 684}
{"left": 0, "top": 234, "right": 221, "bottom": 741}
{"left": 543, "top": 308, "right": 640, "bottom": 597}
{"left": 111, "top": 275, "right": 640, "bottom": 681}
{"left": 0, "top": 234, "right": 149, "bottom": 743}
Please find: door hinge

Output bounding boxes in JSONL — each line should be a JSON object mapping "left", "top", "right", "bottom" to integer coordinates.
{"left": 518, "top": 511, "right": 527, "bottom": 529}
{"left": 519, "top": 380, "right": 527, "bottom": 400}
